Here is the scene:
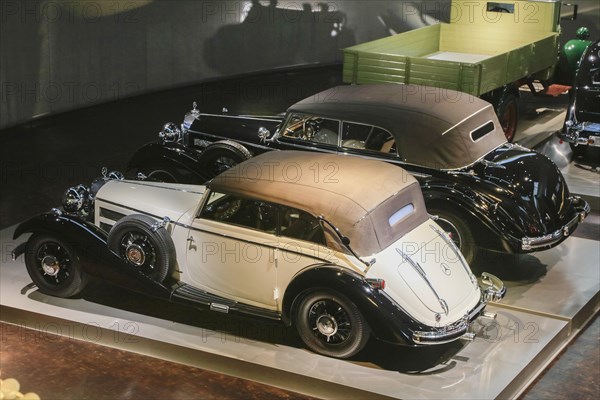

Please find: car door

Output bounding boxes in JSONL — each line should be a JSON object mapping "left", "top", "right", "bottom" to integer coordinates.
{"left": 186, "top": 191, "right": 279, "bottom": 309}
{"left": 272, "top": 205, "right": 341, "bottom": 294}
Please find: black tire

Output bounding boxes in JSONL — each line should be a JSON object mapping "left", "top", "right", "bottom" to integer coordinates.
{"left": 107, "top": 214, "right": 175, "bottom": 283}
{"left": 143, "top": 168, "right": 179, "bottom": 183}
{"left": 24, "top": 234, "right": 88, "bottom": 298}
{"left": 200, "top": 141, "right": 252, "bottom": 179}
{"left": 430, "top": 208, "right": 478, "bottom": 266}
{"left": 295, "top": 289, "right": 369, "bottom": 359}
{"left": 136, "top": 162, "right": 181, "bottom": 183}
{"left": 497, "top": 94, "right": 518, "bottom": 142}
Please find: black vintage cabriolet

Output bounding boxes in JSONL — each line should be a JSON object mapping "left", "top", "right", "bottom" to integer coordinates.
{"left": 561, "top": 40, "right": 600, "bottom": 158}
{"left": 128, "top": 84, "right": 589, "bottom": 264}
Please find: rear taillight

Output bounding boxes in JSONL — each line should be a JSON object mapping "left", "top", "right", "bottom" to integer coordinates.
{"left": 366, "top": 278, "right": 385, "bottom": 290}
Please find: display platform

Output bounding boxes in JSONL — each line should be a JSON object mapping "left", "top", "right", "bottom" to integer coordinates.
{"left": 1, "top": 224, "right": 598, "bottom": 400}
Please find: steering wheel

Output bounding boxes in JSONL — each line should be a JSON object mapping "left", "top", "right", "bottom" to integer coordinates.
{"left": 302, "top": 119, "right": 320, "bottom": 140}
{"left": 210, "top": 198, "right": 242, "bottom": 221}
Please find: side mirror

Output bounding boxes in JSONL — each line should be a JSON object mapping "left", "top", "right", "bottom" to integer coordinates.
{"left": 258, "top": 127, "right": 271, "bottom": 142}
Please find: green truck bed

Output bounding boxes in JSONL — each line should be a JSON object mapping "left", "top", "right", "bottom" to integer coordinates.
{"left": 343, "top": 0, "right": 561, "bottom": 96}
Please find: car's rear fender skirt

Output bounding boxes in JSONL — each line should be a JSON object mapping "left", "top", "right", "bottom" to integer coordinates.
{"left": 13, "top": 212, "right": 172, "bottom": 298}
{"left": 127, "top": 142, "right": 209, "bottom": 183}
{"left": 282, "top": 265, "right": 420, "bottom": 345}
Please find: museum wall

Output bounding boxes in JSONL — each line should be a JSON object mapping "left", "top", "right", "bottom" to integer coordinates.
{"left": 1, "top": 0, "right": 598, "bottom": 130}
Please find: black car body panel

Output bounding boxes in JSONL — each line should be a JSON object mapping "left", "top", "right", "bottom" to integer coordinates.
{"left": 561, "top": 40, "right": 600, "bottom": 148}
{"left": 129, "top": 85, "right": 589, "bottom": 256}
{"left": 13, "top": 212, "right": 173, "bottom": 298}
{"left": 11, "top": 210, "right": 468, "bottom": 347}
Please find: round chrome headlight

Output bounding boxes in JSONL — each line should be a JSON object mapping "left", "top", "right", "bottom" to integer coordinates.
{"left": 159, "top": 122, "right": 181, "bottom": 142}
{"left": 62, "top": 185, "right": 89, "bottom": 213}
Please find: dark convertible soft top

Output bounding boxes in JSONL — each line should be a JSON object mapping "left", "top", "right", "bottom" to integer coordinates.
{"left": 209, "top": 151, "right": 428, "bottom": 256}
{"left": 289, "top": 84, "right": 507, "bottom": 169}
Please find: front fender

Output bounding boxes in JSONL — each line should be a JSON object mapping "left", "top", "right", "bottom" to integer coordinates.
{"left": 127, "top": 142, "right": 209, "bottom": 183}
{"left": 13, "top": 212, "right": 172, "bottom": 298}
{"left": 282, "top": 265, "right": 421, "bottom": 345}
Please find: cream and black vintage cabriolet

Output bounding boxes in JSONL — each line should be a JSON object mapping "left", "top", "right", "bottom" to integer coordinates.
{"left": 13, "top": 152, "right": 504, "bottom": 359}
{"left": 128, "top": 84, "right": 590, "bottom": 265}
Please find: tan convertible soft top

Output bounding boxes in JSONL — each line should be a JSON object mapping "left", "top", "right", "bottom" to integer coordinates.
{"left": 209, "top": 151, "right": 428, "bottom": 256}
{"left": 289, "top": 84, "right": 507, "bottom": 169}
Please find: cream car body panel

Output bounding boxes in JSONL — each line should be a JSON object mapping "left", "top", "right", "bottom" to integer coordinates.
{"left": 14, "top": 151, "right": 507, "bottom": 360}
{"left": 365, "top": 220, "right": 480, "bottom": 327}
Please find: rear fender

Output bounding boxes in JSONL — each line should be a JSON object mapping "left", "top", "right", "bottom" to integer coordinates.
{"left": 13, "top": 212, "right": 172, "bottom": 298}
{"left": 423, "top": 185, "right": 522, "bottom": 252}
{"left": 282, "top": 265, "right": 419, "bottom": 345}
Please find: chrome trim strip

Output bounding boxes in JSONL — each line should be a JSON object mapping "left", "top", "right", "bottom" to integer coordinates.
{"left": 188, "top": 129, "right": 274, "bottom": 151}
{"left": 199, "top": 113, "right": 281, "bottom": 122}
{"left": 412, "top": 301, "right": 486, "bottom": 344}
{"left": 109, "top": 180, "right": 205, "bottom": 195}
{"left": 94, "top": 198, "right": 334, "bottom": 265}
{"left": 396, "top": 248, "right": 449, "bottom": 315}
{"left": 439, "top": 105, "right": 493, "bottom": 137}
{"left": 429, "top": 224, "right": 476, "bottom": 285}
{"left": 521, "top": 200, "right": 590, "bottom": 250}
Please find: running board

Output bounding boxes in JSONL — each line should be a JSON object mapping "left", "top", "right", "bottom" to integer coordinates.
{"left": 171, "top": 283, "right": 281, "bottom": 321}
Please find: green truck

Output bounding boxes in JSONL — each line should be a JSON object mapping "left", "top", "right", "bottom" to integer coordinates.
{"left": 343, "top": 0, "right": 590, "bottom": 141}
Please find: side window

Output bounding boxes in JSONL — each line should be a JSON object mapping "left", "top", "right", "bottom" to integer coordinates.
{"left": 282, "top": 113, "right": 340, "bottom": 146}
{"left": 200, "top": 191, "right": 277, "bottom": 234}
{"left": 342, "top": 122, "right": 398, "bottom": 156}
{"left": 279, "top": 206, "right": 326, "bottom": 245}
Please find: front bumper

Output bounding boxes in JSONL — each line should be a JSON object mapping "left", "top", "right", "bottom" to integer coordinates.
{"left": 521, "top": 197, "right": 590, "bottom": 251}
{"left": 412, "top": 273, "right": 506, "bottom": 345}
{"left": 561, "top": 123, "right": 600, "bottom": 147}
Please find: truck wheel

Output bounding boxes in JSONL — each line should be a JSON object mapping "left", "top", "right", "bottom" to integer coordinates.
{"left": 108, "top": 214, "right": 175, "bottom": 283}
{"left": 430, "top": 208, "right": 478, "bottom": 266}
{"left": 24, "top": 234, "right": 88, "bottom": 298}
{"left": 295, "top": 289, "right": 369, "bottom": 359}
{"left": 200, "top": 141, "right": 252, "bottom": 179}
{"left": 497, "top": 94, "right": 518, "bottom": 142}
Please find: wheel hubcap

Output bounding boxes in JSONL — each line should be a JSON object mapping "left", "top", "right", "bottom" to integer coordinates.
{"left": 36, "top": 242, "right": 71, "bottom": 285}
{"left": 120, "top": 232, "right": 156, "bottom": 275}
{"left": 125, "top": 244, "right": 145, "bottom": 266}
{"left": 309, "top": 299, "right": 351, "bottom": 344}
{"left": 41, "top": 255, "right": 60, "bottom": 276}
{"left": 316, "top": 314, "right": 338, "bottom": 337}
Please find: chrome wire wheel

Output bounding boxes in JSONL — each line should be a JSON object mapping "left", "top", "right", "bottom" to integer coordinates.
{"left": 309, "top": 299, "right": 352, "bottom": 345}
{"left": 107, "top": 214, "right": 175, "bottom": 283}
{"left": 295, "top": 290, "right": 369, "bottom": 359}
{"left": 35, "top": 241, "right": 72, "bottom": 286}
{"left": 119, "top": 231, "right": 157, "bottom": 276}
{"left": 211, "top": 155, "right": 238, "bottom": 176}
{"left": 25, "top": 234, "right": 88, "bottom": 298}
